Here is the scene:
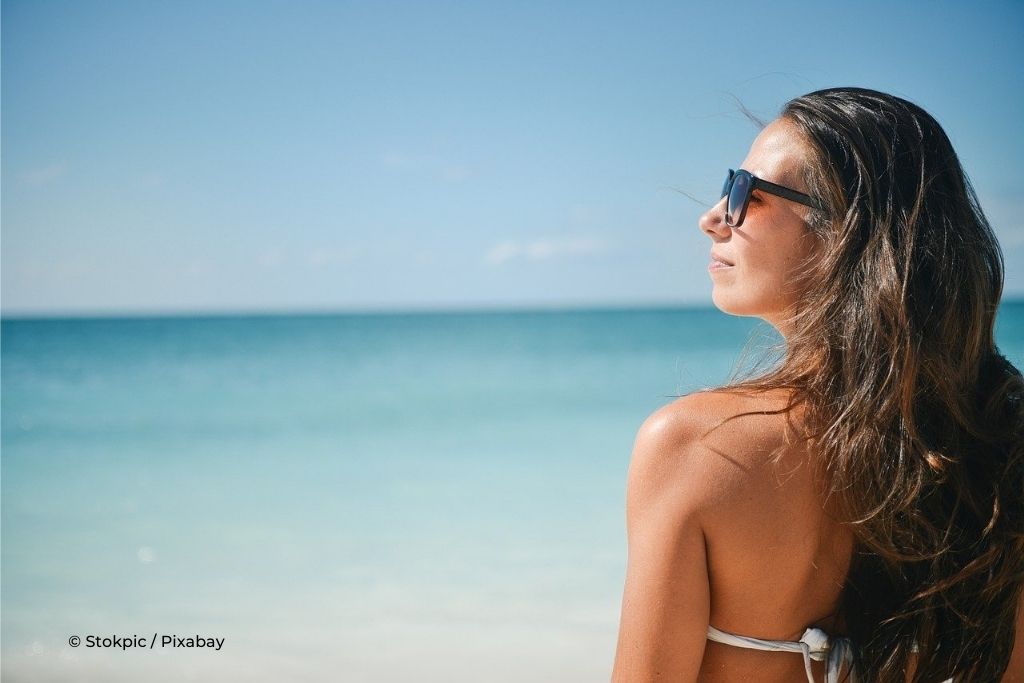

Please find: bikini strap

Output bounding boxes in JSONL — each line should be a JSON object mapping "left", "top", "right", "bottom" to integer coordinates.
{"left": 706, "top": 625, "right": 855, "bottom": 683}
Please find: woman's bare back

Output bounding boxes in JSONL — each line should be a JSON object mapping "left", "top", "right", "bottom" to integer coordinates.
{"left": 680, "top": 388, "right": 855, "bottom": 682}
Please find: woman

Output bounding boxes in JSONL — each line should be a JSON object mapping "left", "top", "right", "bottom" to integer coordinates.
{"left": 610, "top": 88, "right": 1024, "bottom": 682}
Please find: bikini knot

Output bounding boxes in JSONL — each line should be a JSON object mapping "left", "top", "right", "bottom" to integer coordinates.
{"left": 798, "top": 627, "right": 831, "bottom": 659}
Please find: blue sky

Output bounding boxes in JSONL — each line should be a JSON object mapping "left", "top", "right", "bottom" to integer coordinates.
{"left": 3, "top": 0, "right": 1023, "bottom": 315}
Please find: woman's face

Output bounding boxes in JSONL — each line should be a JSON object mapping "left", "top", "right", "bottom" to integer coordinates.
{"left": 699, "top": 117, "right": 821, "bottom": 338}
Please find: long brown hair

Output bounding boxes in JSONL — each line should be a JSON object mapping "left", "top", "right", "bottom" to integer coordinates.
{"left": 712, "top": 87, "right": 1024, "bottom": 681}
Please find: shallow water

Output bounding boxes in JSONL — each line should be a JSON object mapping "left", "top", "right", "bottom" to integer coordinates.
{"left": 3, "top": 303, "right": 1022, "bottom": 682}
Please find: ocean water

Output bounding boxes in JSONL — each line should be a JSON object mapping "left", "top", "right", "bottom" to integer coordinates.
{"left": 3, "top": 304, "right": 1023, "bottom": 683}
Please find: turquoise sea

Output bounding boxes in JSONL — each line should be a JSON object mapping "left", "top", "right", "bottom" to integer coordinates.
{"left": 3, "top": 304, "right": 1023, "bottom": 682}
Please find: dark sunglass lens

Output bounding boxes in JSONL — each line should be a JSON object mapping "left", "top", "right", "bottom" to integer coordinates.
{"left": 721, "top": 171, "right": 733, "bottom": 199}
{"left": 728, "top": 172, "right": 749, "bottom": 225}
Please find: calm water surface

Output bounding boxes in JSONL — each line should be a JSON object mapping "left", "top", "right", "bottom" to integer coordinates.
{"left": 3, "top": 304, "right": 1022, "bottom": 682}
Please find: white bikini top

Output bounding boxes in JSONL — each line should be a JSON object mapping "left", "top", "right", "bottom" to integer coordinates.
{"left": 706, "top": 625, "right": 954, "bottom": 683}
{"left": 706, "top": 625, "right": 855, "bottom": 683}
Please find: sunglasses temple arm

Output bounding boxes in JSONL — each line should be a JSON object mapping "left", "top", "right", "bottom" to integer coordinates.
{"left": 753, "top": 178, "right": 825, "bottom": 210}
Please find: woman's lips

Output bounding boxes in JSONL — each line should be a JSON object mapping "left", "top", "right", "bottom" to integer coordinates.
{"left": 709, "top": 253, "right": 734, "bottom": 271}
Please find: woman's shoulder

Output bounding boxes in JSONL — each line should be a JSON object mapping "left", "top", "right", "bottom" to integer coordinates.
{"left": 637, "top": 387, "right": 799, "bottom": 456}
{"left": 630, "top": 387, "right": 803, "bottom": 521}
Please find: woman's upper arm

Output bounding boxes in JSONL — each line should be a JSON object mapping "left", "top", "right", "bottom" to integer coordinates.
{"left": 611, "top": 401, "right": 715, "bottom": 683}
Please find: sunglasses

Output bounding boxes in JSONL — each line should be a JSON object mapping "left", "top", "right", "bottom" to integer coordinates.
{"left": 720, "top": 168, "right": 824, "bottom": 227}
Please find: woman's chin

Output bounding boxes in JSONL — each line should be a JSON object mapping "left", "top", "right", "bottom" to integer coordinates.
{"left": 711, "top": 290, "right": 742, "bottom": 315}
{"left": 710, "top": 292, "right": 764, "bottom": 318}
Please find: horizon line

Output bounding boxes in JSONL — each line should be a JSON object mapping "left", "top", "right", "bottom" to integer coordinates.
{"left": 4, "top": 296, "right": 1023, "bottom": 323}
{"left": 0, "top": 298, "right": 721, "bottom": 322}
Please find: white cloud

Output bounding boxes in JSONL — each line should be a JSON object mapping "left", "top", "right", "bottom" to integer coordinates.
{"left": 22, "top": 161, "right": 68, "bottom": 186}
{"left": 484, "top": 237, "right": 608, "bottom": 266}
{"left": 484, "top": 241, "right": 521, "bottom": 265}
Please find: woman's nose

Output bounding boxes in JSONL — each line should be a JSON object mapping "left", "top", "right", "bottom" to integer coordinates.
{"left": 699, "top": 196, "right": 730, "bottom": 237}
